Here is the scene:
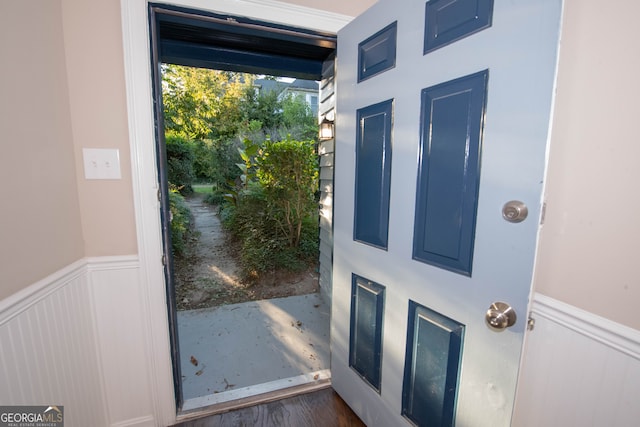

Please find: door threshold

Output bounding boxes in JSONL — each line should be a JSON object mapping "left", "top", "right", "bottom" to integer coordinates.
{"left": 177, "top": 369, "right": 331, "bottom": 421}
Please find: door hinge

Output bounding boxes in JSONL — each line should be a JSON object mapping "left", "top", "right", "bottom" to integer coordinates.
{"left": 540, "top": 202, "right": 547, "bottom": 225}
{"left": 162, "top": 254, "right": 167, "bottom": 266}
{"left": 157, "top": 189, "right": 162, "bottom": 202}
{"left": 527, "top": 316, "right": 536, "bottom": 331}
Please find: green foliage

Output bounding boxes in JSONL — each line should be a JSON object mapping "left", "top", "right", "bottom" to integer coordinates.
{"left": 162, "top": 65, "right": 251, "bottom": 193}
{"left": 221, "top": 182, "right": 317, "bottom": 277}
{"left": 165, "top": 135, "right": 195, "bottom": 195}
{"left": 257, "top": 136, "right": 318, "bottom": 247}
{"left": 168, "top": 189, "right": 192, "bottom": 257}
{"left": 221, "top": 137, "right": 319, "bottom": 278}
{"left": 240, "top": 83, "right": 283, "bottom": 130}
{"left": 162, "top": 65, "right": 250, "bottom": 140}
{"left": 161, "top": 66, "right": 322, "bottom": 279}
{"left": 280, "top": 93, "right": 318, "bottom": 140}
{"left": 189, "top": 138, "right": 240, "bottom": 190}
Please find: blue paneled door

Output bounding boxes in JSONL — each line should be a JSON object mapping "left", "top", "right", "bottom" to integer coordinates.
{"left": 331, "top": 0, "right": 562, "bottom": 426}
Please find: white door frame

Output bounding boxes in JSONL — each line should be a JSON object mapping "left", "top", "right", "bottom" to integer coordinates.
{"left": 120, "top": 0, "right": 351, "bottom": 424}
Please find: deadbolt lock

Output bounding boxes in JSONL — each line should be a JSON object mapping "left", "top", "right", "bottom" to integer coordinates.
{"left": 485, "top": 302, "right": 517, "bottom": 331}
{"left": 502, "top": 200, "right": 528, "bottom": 223}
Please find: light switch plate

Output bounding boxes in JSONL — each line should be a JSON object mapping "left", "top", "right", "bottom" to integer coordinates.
{"left": 83, "top": 148, "right": 122, "bottom": 180}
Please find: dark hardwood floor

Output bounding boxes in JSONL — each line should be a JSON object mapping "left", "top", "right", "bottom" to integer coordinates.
{"left": 173, "top": 388, "right": 365, "bottom": 427}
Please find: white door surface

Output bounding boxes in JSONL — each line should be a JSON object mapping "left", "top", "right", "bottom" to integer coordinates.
{"left": 331, "top": 0, "right": 562, "bottom": 425}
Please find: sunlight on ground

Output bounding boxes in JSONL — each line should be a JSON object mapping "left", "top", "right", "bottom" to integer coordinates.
{"left": 208, "top": 264, "right": 243, "bottom": 287}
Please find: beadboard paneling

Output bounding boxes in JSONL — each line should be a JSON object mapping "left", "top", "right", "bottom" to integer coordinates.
{"left": 87, "top": 256, "right": 156, "bottom": 427}
{"left": 0, "top": 260, "right": 107, "bottom": 426}
{"left": 0, "top": 256, "right": 157, "bottom": 427}
{"left": 513, "top": 293, "right": 640, "bottom": 426}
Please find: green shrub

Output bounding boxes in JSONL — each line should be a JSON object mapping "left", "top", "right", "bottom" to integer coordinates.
{"left": 204, "top": 191, "right": 227, "bottom": 206}
{"left": 221, "top": 136, "right": 319, "bottom": 279}
{"left": 257, "top": 136, "right": 318, "bottom": 247}
{"left": 168, "top": 189, "right": 192, "bottom": 257}
{"left": 189, "top": 137, "right": 243, "bottom": 197}
{"left": 165, "top": 135, "right": 195, "bottom": 195}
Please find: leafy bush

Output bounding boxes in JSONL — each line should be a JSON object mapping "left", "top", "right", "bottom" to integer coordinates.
{"left": 165, "top": 135, "right": 195, "bottom": 195}
{"left": 257, "top": 136, "right": 318, "bottom": 247}
{"left": 221, "top": 137, "right": 319, "bottom": 279}
{"left": 190, "top": 138, "right": 242, "bottom": 192}
{"left": 168, "top": 188, "right": 192, "bottom": 257}
{"left": 204, "top": 191, "right": 227, "bottom": 206}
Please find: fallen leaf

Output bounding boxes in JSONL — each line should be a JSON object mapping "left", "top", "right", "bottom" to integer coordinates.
{"left": 195, "top": 369, "right": 204, "bottom": 376}
{"left": 190, "top": 355, "right": 199, "bottom": 366}
{"left": 313, "top": 374, "right": 319, "bottom": 380}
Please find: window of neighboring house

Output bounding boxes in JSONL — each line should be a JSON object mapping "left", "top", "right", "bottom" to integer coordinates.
{"left": 309, "top": 94, "right": 319, "bottom": 115}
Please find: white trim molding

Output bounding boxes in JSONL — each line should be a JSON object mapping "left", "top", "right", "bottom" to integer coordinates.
{"left": 513, "top": 293, "right": 640, "bottom": 426}
{"left": 532, "top": 293, "right": 640, "bottom": 360}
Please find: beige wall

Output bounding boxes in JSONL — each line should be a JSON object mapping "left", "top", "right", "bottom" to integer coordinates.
{"left": 280, "top": 0, "right": 375, "bottom": 17}
{"left": 0, "top": 0, "right": 84, "bottom": 297}
{"left": 62, "top": 0, "right": 137, "bottom": 256}
{"left": 534, "top": 0, "right": 640, "bottom": 329}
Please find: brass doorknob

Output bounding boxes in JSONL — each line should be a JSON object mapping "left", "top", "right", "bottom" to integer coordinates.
{"left": 485, "top": 302, "right": 517, "bottom": 331}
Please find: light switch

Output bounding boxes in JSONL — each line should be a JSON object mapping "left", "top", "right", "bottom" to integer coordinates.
{"left": 83, "top": 148, "right": 122, "bottom": 180}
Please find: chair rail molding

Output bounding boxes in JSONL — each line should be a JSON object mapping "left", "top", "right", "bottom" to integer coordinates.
{"left": 513, "top": 292, "right": 640, "bottom": 426}
{"left": 532, "top": 293, "right": 640, "bottom": 360}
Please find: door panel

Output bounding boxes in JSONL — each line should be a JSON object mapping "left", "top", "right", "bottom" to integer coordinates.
{"left": 402, "top": 301, "right": 465, "bottom": 427}
{"left": 349, "top": 275, "right": 385, "bottom": 391}
{"left": 332, "top": 0, "right": 561, "bottom": 425}
{"left": 424, "top": 0, "right": 494, "bottom": 53}
{"left": 413, "top": 70, "right": 488, "bottom": 275}
{"left": 354, "top": 100, "right": 394, "bottom": 249}
{"left": 358, "top": 22, "right": 397, "bottom": 82}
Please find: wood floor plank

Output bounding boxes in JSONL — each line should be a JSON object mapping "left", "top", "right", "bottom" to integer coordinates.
{"left": 173, "top": 388, "right": 365, "bottom": 427}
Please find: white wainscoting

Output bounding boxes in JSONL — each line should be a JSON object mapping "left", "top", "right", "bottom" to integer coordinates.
{"left": 0, "top": 256, "right": 157, "bottom": 427}
{"left": 513, "top": 293, "right": 640, "bottom": 427}
{"left": 87, "top": 256, "right": 157, "bottom": 427}
{"left": 0, "top": 259, "right": 107, "bottom": 426}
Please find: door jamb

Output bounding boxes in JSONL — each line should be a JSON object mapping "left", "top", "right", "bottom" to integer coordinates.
{"left": 120, "top": 0, "right": 350, "bottom": 424}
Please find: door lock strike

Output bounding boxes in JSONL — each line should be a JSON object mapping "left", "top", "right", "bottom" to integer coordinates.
{"left": 527, "top": 316, "right": 536, "bottom": 331}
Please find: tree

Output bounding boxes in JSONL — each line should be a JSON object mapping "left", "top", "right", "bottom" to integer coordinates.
{"left": 280, "top": 93, "right": 318, "bottom": 141}
{"left": 162, "top": 64, "right": 251, "bottom": 140}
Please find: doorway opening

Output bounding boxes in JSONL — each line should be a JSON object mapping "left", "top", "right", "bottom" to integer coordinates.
{"left": 149, "top": 4, "right": 337, "bottom": 414}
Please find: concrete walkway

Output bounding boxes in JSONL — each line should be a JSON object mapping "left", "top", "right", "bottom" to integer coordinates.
{"left": 178, "top": 293, "right": 330, "bottom": 407}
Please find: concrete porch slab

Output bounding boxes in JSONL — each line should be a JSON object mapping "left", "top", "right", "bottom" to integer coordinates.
{"left": 178, "top": 293, "right": 330, "bottom": 402}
